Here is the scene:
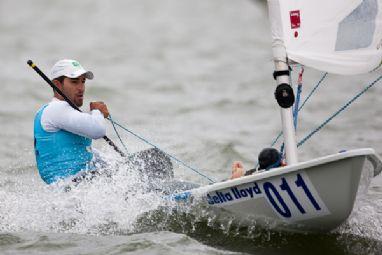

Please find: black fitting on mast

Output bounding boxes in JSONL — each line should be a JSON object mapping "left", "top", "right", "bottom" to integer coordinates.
{"left": 273, "top": 68, "right": 294, "bottom": 108}
{"left": 274, "top": 83, "right": 295, "bottom": 108}
{"left": 273, "top": 70, "right": 290, "bottom": 80}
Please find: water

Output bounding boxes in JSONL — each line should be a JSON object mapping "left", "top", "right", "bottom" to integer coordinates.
{"left": 1, "top": 0, "right": 382, "bottom": 254}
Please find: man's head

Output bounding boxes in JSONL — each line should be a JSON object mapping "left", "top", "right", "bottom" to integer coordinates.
{"left": 50, "top": 59, "right": 94, "bottom": 107}
{"left": 258, "top": 148, "right": 281, "bottom": 170}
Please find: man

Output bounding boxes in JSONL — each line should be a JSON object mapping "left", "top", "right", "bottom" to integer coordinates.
{"left": 34, "top": 59, "right": 109, "bottom": 184}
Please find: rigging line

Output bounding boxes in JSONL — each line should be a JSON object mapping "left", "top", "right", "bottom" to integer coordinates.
{"left": 298, "top": 72, "right": 328, "bottom": 111}
{"left": 293, "top": 66, "right": 304, "bottom": 129}
{"left": 297, "top": 74, "right": 382, "bottom": 148}
{"left": 106, "top": 117, "right": 216, "bottom": 183}
{"left": 269, "top": 72, "right": 328, "bottom": 147}
{"left": 108, "top": 114, "right": 129, "bottom": 154}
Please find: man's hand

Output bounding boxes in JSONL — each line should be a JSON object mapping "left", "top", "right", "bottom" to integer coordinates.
{"left": 90, "top": 101, "right": 109, "bottom": 118}
{"left": 230, "top": 161, "right": 245, "bottom": 179}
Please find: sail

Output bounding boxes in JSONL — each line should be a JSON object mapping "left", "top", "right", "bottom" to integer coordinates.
{"left": 268, "top": 0, "right": 382, "bottom": 75}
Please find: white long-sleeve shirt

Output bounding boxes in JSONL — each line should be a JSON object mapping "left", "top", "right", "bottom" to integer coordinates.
{"left": 40, "top": 98, "right": 106, "bottom": 139}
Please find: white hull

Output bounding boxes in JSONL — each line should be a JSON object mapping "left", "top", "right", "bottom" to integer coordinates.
{"left": 173, "top": 148, "right": 382, "bottom": 233}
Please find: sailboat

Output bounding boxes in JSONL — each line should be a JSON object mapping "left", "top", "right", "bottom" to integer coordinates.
{"left": 170, "top": 0, "right": 382, "bottom": 232}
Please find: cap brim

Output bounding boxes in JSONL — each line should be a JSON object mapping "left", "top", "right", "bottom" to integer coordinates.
{"left": 69, "top": 70, "right": 94, "bottom": 80}
{"left": 84, "top": 71, "right": 94, "bottom": 80}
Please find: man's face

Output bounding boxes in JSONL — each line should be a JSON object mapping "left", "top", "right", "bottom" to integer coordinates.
{"left": 56, "top": 75, "right": 86, "bottom": 107}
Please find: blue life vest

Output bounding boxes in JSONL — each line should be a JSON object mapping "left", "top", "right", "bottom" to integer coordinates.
{"left": 34, "top": 105, "right": 93, "bottom": 184}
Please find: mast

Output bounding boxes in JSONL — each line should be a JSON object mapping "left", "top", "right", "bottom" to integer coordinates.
{"left": 267, "top": 0, "right": 298, "bottom": 165}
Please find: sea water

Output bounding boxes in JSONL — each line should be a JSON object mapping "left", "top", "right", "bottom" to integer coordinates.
{"left": 1, "top": 0, "right": 382, "bottom": 254}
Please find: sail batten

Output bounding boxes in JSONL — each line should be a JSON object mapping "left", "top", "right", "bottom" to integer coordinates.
{"left": 269, "top": 0, "right": 382, "bottom": 75}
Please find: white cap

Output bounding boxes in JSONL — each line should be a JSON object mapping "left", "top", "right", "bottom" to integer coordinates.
{"left": 50, "top": 59, "right": 94, "bottom": 80}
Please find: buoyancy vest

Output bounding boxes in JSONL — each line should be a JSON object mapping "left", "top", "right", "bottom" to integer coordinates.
{"left": 34, "top": 105, "right": 93, "bottom": 184}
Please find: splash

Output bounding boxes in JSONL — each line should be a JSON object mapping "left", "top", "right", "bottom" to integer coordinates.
{"left": 0, "top": 150, "right": 175, "bottom": 235}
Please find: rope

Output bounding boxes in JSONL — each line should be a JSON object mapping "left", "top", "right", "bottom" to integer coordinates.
{"left": 297, "top": 74, "right": 382, "bottom": 148}
{"left": 106, "top": 117, "right": 216, "bottom": 183}
{"left": 298, "top": 72, "right": 328, "bottom": 111}
{"left": 293, "top": 85, "right": 303, "bottom": 129}
{"left": 108, "top": 114, "right": 129, "bottom": 154}
{"left": 293, "top": 67, "right": 304, "bottom": 129}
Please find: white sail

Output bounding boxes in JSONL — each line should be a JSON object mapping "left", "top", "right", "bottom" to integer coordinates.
{"left": 269, "top": 0, "right": 382, "bottom": 75}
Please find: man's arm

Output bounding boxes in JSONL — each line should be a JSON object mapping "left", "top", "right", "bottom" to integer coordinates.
{"left": 41, "top": 101, "right": 106, "bottom": 139}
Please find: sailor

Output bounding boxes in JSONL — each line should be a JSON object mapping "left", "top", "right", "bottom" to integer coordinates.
{"left": 33, "top": 59, "right": 109, "bottom": 184}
